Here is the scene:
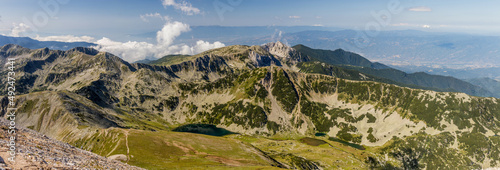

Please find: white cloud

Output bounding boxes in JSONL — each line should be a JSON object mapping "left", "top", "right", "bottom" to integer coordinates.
{"left": 156, "top": 21, "right": 190, "bottom": 46}
{"left": 140, "top": 13, "right": 171, "bottom": 22}
{"left": 10, "top": 23, "right": 30, "bottom": 37}
{"left": 34, "top": 35, "right": 95, "bottom": 42}
{"left": 93, "top": 21, "right": 225, "bottom": 62}
{"left": 422, "top": 25, "right": 431, "bottom": 28}
{"left": 289, "top": 16, "right": 301, "bottom": 19}
{"left": 408, "top": 6, "right": 432, "bottom": 12}
{"left": 162, "top": 0, "right": 201, "bottom": 15}
{"left": 191, "top": 40, "right": 225, "bottom": 54}
{"left": 312, "top": 24, "right": 323, "bottom": 27}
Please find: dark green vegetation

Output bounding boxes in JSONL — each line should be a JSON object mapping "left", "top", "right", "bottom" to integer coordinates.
{"left": 293, "top": 44, "right": 389, "bottom": 69}
{"left": 200, "top": 101, "right": 268, "bottom": 128}
{"left": 299, "top": 99, "right": 331, "bottom": 132}
{"left": 381, "top": 132, "right": 481, "bottom": 169}
{"left": 271, "top": 70, "right": 299, "bottom": 113}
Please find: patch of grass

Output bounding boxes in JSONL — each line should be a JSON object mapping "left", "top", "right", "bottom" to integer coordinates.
{"left": 249, "top": 137, "right": 374, "bottom": 169}
{"left": 124, "top": 130, "right": 272, "bottom": 169}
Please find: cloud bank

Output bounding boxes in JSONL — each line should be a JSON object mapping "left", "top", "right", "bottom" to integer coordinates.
{"left": 8, "top": 19, "right": 224, "bottom": 63}
{"left": 92, "top": 21, "right": 225, "bottom": 62}
{"left": 34, "top": 35, "right": 95, "bottom": 42}
{"left": 162, "top": 0, "right": 201, "bottom": 15}
{"left": 10, "top": 23, "right": 30, "bottom": 37}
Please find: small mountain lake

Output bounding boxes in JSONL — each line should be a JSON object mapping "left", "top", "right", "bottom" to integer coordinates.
{"left": 172, "top": 124, "right": 236, "bottom": 136}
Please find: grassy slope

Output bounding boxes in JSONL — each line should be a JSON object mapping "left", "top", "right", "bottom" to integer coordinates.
{"left": 78, "top": 129, "right": 281, "bottom": 169}
{"left": 149, "top": 54, "right": 193, "bottom": 66}
{"left": 73, "top": 127, "right": 393, "bottom": 169}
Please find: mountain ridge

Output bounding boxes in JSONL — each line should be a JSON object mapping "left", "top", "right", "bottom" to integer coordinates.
{"left": 0, "top": 36, "right": 96, "bottom": 51}
{"left": 292, "top": 44, "right": 496, "bottom": 98}
{"left": 1, "top": 43, "right": 500, "bottom": 169}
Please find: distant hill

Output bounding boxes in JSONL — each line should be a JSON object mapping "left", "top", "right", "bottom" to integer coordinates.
{"left": 392, "top": 65, "right": 500, "bottom": 81}
{"left": 466, "top": 77, "right": 500, "bottom": 98}
{"left": 293, "top": 45, "right": 496, "bottom": 98}
{"left": 0, "top": 35, "right": 96, "bottom": 50}
{"left": 293, "top": 44, "right": 389, "bottom": 69}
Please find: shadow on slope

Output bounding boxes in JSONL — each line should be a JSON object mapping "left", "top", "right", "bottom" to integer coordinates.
{"left": 328, "top": 137, "right": 366, "bottom": 150}
{"left": 172, "top": 124, "right": 237, "bottom": 136}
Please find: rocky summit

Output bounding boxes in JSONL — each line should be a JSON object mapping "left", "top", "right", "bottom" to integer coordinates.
{"left": 0, "top": 42, "right": 499, "bottom": 169}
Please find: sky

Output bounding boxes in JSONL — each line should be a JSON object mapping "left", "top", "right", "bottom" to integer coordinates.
{"left": 0, "top": 0, "right": 499, "bottom": 61}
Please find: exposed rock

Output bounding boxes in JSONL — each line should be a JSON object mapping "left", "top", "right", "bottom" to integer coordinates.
{"left": 0, "top": 118, "right": 143, "bottom": 169}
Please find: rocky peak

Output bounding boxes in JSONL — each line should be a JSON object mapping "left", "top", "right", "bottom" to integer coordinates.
{"left": 1, "top": 44, "right": 23, "bottom": 51}
{"left": 261, "top": 41, "right": 309, "bottom": 64}
{"left": 0, "top": 44, "right": 30, "bottom": 57}
{"left": 68, "top": 47, "right": 100, "bottom": 56}
{"left": 248, "top": 50, "right": 282, "bottom": 67}
{"left": 261, "top": 41, "right": 294, "bottom": 58}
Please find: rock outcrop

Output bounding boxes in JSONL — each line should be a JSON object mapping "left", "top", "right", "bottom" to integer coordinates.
{"left": 0, "top": 118, "right": 143, "bottom": 169}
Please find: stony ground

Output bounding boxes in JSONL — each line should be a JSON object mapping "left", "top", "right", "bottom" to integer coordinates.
{"left": 0, "top": 118, "right": 143, "bottom": 169}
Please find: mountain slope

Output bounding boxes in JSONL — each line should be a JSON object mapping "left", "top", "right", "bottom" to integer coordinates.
{"left": 293, "top": 44, "right": 389, "bottom": 69}
{"left": 0, "top": 118, "right": 143, "bottom": 169}
{"left": 1, "top": 43, "right": 500, "bottom": 169}
{"left": 293, "top": 44, "right": 495, "bottom": 97}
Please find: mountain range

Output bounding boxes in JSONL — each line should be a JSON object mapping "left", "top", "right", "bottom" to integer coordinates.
{"left": 158, "top": 27, "right": 500, "bottom": 80}
{"left": 0, "top": 35, "right": 96, "bottom": 51}
{"left": 225, "top": 29, "right": 500, "bottom": 69}
{"left": 1, "top": 42, "right": 500, "bottom": 169}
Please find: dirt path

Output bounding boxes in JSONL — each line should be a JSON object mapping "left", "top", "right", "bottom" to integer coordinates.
{"left": 124, "top": 130, "right": 130, "bottom": 163}
{"left": 108, "top": 130, "right": 130, "bottom": 162}
{"left": 107, "top": 135, "right": 121, "bottom": 157}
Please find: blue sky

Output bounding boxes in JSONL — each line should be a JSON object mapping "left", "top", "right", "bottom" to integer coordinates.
{"left": 1, "top": 0, "right": 500, "bottom": 37}
{"left": 1, "top": 0, "right": 499, "bottom": 61}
